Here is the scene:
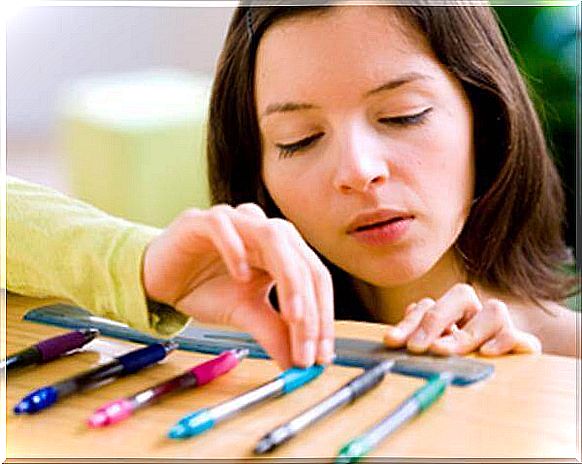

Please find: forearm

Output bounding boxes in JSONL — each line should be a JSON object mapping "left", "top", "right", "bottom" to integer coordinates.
{"left": 7, "top": 176, "right": 188, "bottom": 336}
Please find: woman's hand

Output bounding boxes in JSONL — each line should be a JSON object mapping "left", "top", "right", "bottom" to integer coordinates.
{"left": 142, "top": 203, "right": 335, "bottom": 370}
{"left": 383, "top": 284, "right": 541, "bottom": 356}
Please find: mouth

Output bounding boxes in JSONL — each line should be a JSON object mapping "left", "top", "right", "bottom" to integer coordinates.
{"left": 346, "top": 210, "right": 414, "bottom": 245}
{"left": 347, "top": 210, "right": 414, "bottom": 234}
{"left": 352, "top": 216, "right": 408, "bottom": 232}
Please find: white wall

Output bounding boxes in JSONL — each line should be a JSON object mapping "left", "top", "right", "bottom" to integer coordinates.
{"left": 7, "top": 5, "right": 236, "bottom": 137}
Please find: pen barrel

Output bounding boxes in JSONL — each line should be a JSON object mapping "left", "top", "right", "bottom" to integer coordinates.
{"left": 361, "top": 399, "right": 420, "bottom": 449}
{"left": 206, "top": 379, "right": 284, "bottom": 423}
{"left": 131, "top": 372, "right": 198, "bottom": 409}
{"left": 55, "top": 361, "right": 125, "bottom": 397}
{"left": 2, "top": 347, "right": 41, "bottom": 371}
{"left": 345, "top": 362, "right": 391, "bottom": 400}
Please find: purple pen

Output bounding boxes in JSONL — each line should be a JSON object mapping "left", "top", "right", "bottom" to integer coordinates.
{"left": 87, "top": 348, "right": 249, "bottom": 428}
{"left": 1, "top": 329, "right": 100, "bottom": 372}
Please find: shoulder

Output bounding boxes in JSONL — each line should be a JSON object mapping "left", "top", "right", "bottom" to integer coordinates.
{"left": 476, "top": 285, "right": 579, "bottom": 356}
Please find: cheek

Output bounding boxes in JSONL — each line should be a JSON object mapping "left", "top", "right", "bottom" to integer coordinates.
{"left": 262, "top": 161, "right": 321, "bottom": 225}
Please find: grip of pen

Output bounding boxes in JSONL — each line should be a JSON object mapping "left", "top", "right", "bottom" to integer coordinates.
{"left": 280, "top": 365, "right": 325, "bottom": 394}
{"left": 117, "top": 344, "right": 169, "bottom": 374}
{"left": 191, "top": 351, "right": 239, "bottom": 386}
{"left": 413, "top": 376, "right": 449, "bottom": 411}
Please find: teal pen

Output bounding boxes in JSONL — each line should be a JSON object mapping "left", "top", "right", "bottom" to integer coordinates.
{"left": 168, "top": 365, "right": 325, "bottom": 439}
{"left": 335, "top": 372, "right": 454, "bottom": 463}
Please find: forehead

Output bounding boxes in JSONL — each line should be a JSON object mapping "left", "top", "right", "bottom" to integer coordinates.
{"left": 255, "top": 6, "right": 438, "bottom": 104}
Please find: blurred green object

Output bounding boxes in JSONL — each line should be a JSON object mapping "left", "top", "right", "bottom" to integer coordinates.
{"left": 493, "top": 6, "right": 578, "bottom": 254}
{"left": 59, "top": 70, "right": 211, "bottom": 228}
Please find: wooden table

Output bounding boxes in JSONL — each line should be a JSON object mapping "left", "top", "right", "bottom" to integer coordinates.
{"left": 5, "top": 294, "right": 580, "bottom": 461}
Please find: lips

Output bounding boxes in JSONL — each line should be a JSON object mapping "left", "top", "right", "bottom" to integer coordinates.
{"left": 346, "top": 209, "right": 414, "bottom": 246}
{"left": 347, "top": 210, "right": 413, "bottom": 234}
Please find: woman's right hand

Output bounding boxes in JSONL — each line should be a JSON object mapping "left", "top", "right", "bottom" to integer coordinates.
{"left": 142, "top": 203, "right": 335, "bottom": 370}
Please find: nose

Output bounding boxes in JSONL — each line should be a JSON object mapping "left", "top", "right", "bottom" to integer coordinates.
{"left": 332, "top": 123, "right": 389, "bottom": 194}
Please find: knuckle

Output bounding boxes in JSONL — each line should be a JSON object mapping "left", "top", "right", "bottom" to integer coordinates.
{"left": 236, "top": 202, "right": 266, "bottom": 216}
{"left": 176, "top": 207, "right": 203, "bottom": 224}
{"left": 423, "top": 308, "right": 445, "bottom": 328}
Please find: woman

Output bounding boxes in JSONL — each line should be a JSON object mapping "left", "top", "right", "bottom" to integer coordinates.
{"left": 9, "top": 4, "right": 578, "bottom": 370}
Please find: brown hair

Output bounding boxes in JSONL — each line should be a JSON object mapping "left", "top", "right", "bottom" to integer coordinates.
{"left": 207, "top": 4, "right": 576, "bottom": 319}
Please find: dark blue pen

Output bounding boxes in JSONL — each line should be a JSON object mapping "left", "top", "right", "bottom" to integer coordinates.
{"left": 13, "top": 341, "right": 178, "bottom": 414}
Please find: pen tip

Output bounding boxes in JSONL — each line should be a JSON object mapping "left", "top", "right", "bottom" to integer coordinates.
{"left": 87, "top": 412, "right": 108, "bottom": 428}
{"left": 13, "top": 401, "right": 30, "bottom": 415}
{"left": 168, "top": 424, "right": 189, "bottom": 439}
{"left": 253, "top": 438, "right": 273, "bottom": 455}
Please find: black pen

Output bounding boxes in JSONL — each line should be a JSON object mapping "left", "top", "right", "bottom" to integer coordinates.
{"left": 13, "top": 341, "right": 178, "bottom": 414}
{"left": 1, "top": 329, "right": 100, "bottom": 372}
{"left": 254, "top": 359, "right": 395, "bottom": 454}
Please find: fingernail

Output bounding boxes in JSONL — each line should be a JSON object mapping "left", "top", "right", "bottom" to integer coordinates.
{"left": 303, "top": 340, "right": 316, "bottom": 366}
{"left": 319, "top": 339, "right": 335, "bottom": 363}
{"left": 408, "top": 329, "right": 427, "bottom": 350}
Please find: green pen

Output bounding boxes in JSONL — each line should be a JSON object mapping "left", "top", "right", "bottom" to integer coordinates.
{"left": 335, "top": 372, "right": 454, "bottom": 463}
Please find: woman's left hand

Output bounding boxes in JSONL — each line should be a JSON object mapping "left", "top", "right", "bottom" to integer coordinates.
{"left": 383, "top": 283, "right": 542, "bottom": 356}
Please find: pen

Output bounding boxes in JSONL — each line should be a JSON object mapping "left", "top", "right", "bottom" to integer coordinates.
{"left": 168, "top": 364, "right": 325, "bottom": 439}
{"left": 335, "top": 372, "right": 454, "bottom": 463}
{"left": 1, "top": 329, "right": 100, "bottom": 372}
{"left": 255, "top": 359, "right": 395, "bottom": 454}
{"left": 87, "top": 348, "right": 249, "bottom": 427}
{"left": 13, "top": 341, "right": 178, "bottom": 414}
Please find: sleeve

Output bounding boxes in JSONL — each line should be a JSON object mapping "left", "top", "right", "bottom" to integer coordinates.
{"left": 6, "top": 176, "right": 189, "bottom": 337}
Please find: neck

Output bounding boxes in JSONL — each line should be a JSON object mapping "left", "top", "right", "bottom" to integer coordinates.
{"left": 354, "top": 249, "right": 467, "bottom": 324}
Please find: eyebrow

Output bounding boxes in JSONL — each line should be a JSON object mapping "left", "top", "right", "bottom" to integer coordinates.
{"left": 260, "top": 72, "right": 431, "bottom": 120}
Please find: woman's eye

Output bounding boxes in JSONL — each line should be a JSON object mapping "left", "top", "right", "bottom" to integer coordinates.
{"left": 276, "top": 132, "right": 324, "bottom": 159}
{"left": 379, "top": 107, "right": 433, "bottom": 127}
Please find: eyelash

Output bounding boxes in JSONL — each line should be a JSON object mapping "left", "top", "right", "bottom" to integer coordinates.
{"left": 276, "top": 107, "right": 433, "bottom": 159}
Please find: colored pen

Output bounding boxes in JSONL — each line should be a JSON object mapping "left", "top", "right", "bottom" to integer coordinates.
{"left": 1, "top": 329, "right": 100, "bottom": 372}
{"left": 254, "top": 359, "right": 395, "bottom": 454}
{"left": 168, "top": 365, "right": 325, "bottom": 439}
{"left": 87, "top": 348, "right": 249, "bottom": 427}
{"left": 335, "top": 372, "right": 454, "bottom": 463}
{"left": 13, "top": 341, "right": 178, "bottom": 414}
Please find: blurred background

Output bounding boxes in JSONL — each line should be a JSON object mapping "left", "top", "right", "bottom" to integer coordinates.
{"left": 6, "top": 5, "right": 579, "bottom": 253}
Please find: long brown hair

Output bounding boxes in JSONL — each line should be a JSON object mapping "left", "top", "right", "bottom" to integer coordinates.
{"left": 207, "top": 4, "right": 576, "bottom": 319}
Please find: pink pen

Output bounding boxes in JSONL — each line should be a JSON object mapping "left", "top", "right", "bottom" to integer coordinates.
{"left": 87, "top": 348, "right": 249, "bottom": 427}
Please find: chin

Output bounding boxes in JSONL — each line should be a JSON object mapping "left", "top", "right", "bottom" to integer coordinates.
{"left": 341, "top": 253, "right": 439, "bottom": 288}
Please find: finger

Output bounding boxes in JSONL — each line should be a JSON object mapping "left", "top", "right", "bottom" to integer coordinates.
{"left": 236, "top": 202, "right": 269, "bottom": 219}
{"left": 429, "top": 299, "right": 509, "bottom": 355}
{"left": 230, "top": 214, "right": 322, "bottom": 366}
{"left": 287, "top": 226, "right": 335, "bottom": 365}
{"left": 384, "top": 298, "right": 435, "bottom": 348}
{"left": 229, "top": 300, "right": 293, "bottom": 370}
{"left": 479, "top": 327, "right": 542, "bottom": 356}
{"left": 407, "top": 284, "right": 483, "bottom": 353}
{"left": 200, "top": 206, "right": 251, "bottom": 281}
{"left": 230, "top": 214, "right": 308, "bottom": 323}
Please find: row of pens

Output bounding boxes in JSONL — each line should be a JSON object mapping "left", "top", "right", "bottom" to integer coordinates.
{"left": 2, "top": 328, "right": 453, "bottom": 462}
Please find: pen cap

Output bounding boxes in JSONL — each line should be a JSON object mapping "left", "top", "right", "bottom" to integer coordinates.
{"left": 36, "top": 329, "right": 99, "bottom": 362}
{"left": 280, "top": 365, "right": 325, "bottom": 394}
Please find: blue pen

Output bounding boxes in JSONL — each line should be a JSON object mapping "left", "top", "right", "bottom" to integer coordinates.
{"left": 13, "top": 341, "right": 178, "bottom": 414}
{"left": 168, "top": 365, "right": 325, "bottom": 439}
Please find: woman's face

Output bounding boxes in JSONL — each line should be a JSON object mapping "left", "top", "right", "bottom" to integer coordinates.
{"left": 256, "top": 7, "right": 475, "bottom": 287}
